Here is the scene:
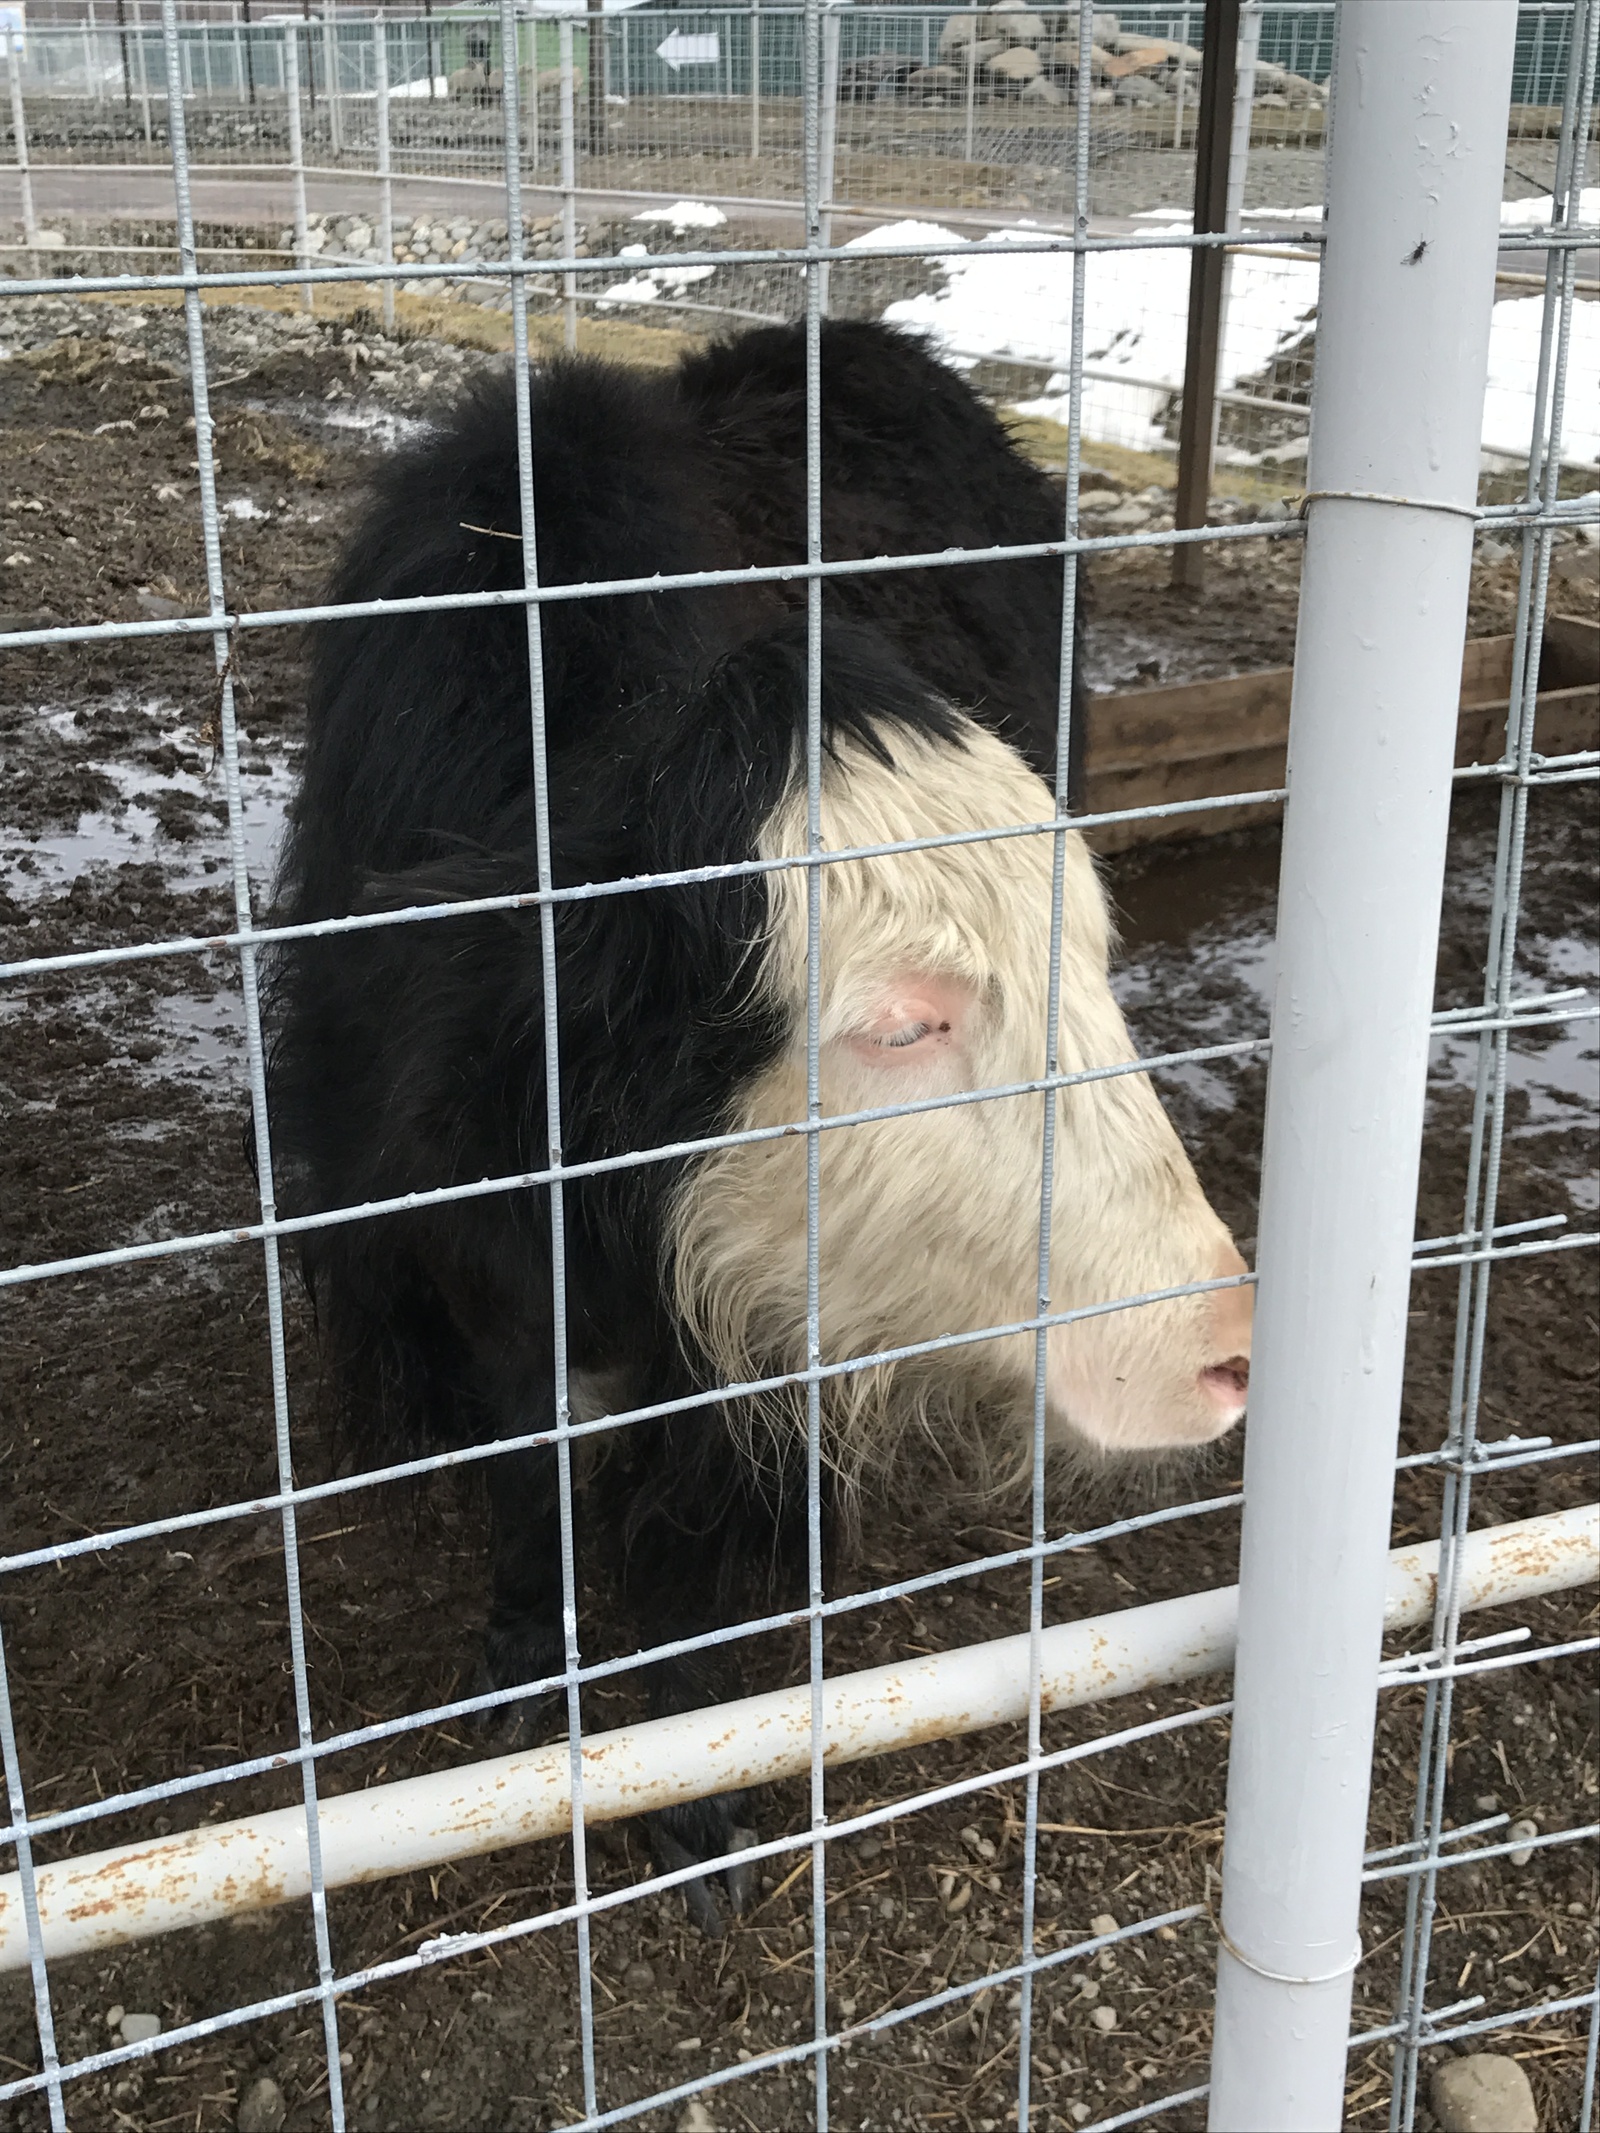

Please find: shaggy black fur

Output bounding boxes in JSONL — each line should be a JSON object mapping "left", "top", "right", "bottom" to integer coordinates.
{"left": 265, "top": 321, "right": 1083, "bottom": 1922}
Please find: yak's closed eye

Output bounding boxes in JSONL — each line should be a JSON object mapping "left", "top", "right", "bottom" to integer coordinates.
{"left": 843, "top": 977, "right": 973, "bottom": 1067}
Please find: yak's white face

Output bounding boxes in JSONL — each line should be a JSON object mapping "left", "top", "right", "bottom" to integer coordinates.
{"left": 670, "top": 714, "right": 1252, "bottom": 1478}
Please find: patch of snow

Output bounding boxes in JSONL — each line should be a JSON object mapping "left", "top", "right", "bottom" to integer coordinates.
{"left": 314, "top": 404, "right": 433, "bottom": 449}
{"left": 597, "top": 258, "right": 717, "bottom": 308}
{"left": 222, "top": 496, "right": 269, "bottom": 522}
{"left": 874, "top": 220, "right": 1318, "bottom": 452}
{"left": 597, "top": 275, "right": 666, "bottom": 308}
{"left": 1500, "top": 187, "right": 1600, "bottom": 228}
{"left": 854, "top": 215, "right": 1598, "bottom": 465}
{"left": 844, "top": 218, "right": 965, "bottom": 252}
{"left": 630, "top": 199, "right": 727, "bottom": 234}
{"left": 1239, "top": 204, "right": 1324, "bottom": 223}
{"left": 1483, "top": 296, "right": 1600, "bottom": 463}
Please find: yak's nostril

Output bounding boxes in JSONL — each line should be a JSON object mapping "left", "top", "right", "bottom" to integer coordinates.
{"left": 1201, "top": 1356, "right": 1250, "bottom": 1409}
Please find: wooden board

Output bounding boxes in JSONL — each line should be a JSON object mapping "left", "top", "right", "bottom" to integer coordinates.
{"left": 1083, "top": 618, "right": 1599, "bottom": 852}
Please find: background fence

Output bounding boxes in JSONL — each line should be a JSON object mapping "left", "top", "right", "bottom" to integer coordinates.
{"left": 0, "top": 0, "right": 1597, "bottom": 2129}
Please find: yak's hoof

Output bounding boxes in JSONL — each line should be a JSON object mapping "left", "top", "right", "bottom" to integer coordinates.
{"left": 478, "top": 1618, "right": 564, "bottom": 1749}
{"left": 649, "top": 1802, "right": 761, "bottom": 1936}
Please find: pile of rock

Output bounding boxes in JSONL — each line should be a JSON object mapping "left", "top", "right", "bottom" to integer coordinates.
{"left": 864, "top": 5, "right": 1326, "bottom": 113}
{"left": 280, "top": 210, "right": 597, "bottom": 303}
{"left": 1076, "top": 474, "right": 1177, "bottom": 531}
{"left": 445, "top": 61, "right": 566, "bottom": 104}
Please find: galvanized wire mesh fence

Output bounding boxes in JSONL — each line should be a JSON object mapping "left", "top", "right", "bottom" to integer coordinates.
{"left": 1, "top": 0, "right": 1597, "bottom": 2127}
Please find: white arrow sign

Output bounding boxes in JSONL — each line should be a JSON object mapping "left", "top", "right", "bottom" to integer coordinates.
{"left": 656, "top": 30, "right": 719, "bottom": 70}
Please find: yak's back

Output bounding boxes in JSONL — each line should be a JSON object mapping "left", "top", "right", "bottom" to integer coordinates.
{"left": 679, "top": 319, "right": 1080, "bottom": 790}
{"left": 282, "top": 356, "right": 780, "bottom": 925}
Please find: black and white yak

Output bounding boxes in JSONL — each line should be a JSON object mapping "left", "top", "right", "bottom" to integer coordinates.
{"left": 264, "top": 320, "right": 1251, "bottom": 1926}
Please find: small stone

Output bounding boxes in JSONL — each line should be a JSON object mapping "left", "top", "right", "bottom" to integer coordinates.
{"left": 1070, "top": 2109, "right": 1091, "bottom": 2128}
{"left": 1090, "top": 2004, "right": 1118, "bottom": 2032}
{"left": 676, "top": 2104, "right": 717, "bottom": 2133}
{"left": 1473, "top": 1792, "right": 1500, "bottom": 1814}
{"left": 105, "top": 2004, "right": 125, "bottom": 2030}
{"left": 1114, "top": 70, "right": 1168, "bottom": 104}
{"left": 1155, "top": 1924, "right": 1178, "bottom": 1942}
{"left": 1507, "top": 1816, "right": 1538, "bottom": 1866}
{"left": 1076, "top": 1977, "right": 1100, "bottom": 2002}
{"left": 623, "top": 1960, "right": 655, "bottom": 1992}
{"left": 119, "top": 2012, "right": 161, "bottom": 2045}
{"left": 1429, "top": 2055, "right": 1537, "bottom": 2133}
{"left": 237, "top": 2077, "right": 288, "bottom": 2133}
{"left": 1089, "top": 1912, "right": 1119, "bottom": 1936}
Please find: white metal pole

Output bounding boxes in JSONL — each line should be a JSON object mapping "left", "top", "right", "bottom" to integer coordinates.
{"left": 283, "top": 23, "right": 313, "bottom": 312}
{"left": 322, "top": 0, "right": 341, "bottom": 154}
{"left": 963, "top": 8, "right": 977, "bottom": 166}
{"left": 373, "top": 9, "right": 393, "bottom": 333}
{"left": 1207, "top": 8, "right": 1521, "bottom": 2129}
{"left": 1172, "top": 2, "right": 1187, "bottom": 150}
{"left": 749, "top": 0, "right": 760, "bottom": 161}
{"left": 4, "top": 36, "right": 35, "bottom": 248}
{"left": 817, "top": 3, "right": 840, "bottom": 312}
{"left": 1224, "top": 0, "right": 1261, "bottom": 234}
{"left": 0, "top": 1505, "right": 1589, "bottom": 1973}
{"left": 1214, "top": 0, "right": 1263, "bottom": 455}
{"left": 136, "top": 9, "right": 152, "bottom": 141}
{"left": 559, "top": 9, "right": 577, "bottom": 350}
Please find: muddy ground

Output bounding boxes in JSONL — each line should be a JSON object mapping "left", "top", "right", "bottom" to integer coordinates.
{"left": 0, "top": 291, "right": 1595, "bottom": 2133}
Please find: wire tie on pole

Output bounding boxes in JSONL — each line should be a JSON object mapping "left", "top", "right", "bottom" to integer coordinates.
{"left": 1207, "top": 1862, "right": 1363, "bottom": 1985}
{"left": 1215, "top": 1916, "right": 1364, "bottom": 1986}
{"left": 201, "top": 622, "right": 248, "bottom": 766}
{"left": 1294, "top": 490, "right": 1482, "bottom": 521}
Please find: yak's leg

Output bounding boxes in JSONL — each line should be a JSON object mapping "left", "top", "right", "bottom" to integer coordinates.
{"left": 619, "top": 1414, "right": 809, "bottom": 1933}
{"left": 480, "top": 1437, "right": 569, "bottom": 1749}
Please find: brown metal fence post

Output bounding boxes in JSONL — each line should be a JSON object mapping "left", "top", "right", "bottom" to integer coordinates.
{"left": 1172, "top": 0, "right": 1240, "bottom": 591}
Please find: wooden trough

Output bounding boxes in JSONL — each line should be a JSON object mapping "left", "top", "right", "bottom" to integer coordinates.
{"left": 1082, "top": 613, "right": 1600, "bottom": 851}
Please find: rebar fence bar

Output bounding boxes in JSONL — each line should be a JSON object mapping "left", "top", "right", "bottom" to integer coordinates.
{"left": 0, "top": 0, "right": 1596, "bottom": 2127}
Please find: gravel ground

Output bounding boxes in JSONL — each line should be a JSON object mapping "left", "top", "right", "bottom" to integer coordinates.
{"left": 0, "top": 291, "right": 1595, "bottom": 2133}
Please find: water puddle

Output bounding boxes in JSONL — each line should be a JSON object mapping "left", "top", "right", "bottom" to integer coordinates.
{"left": 4, "top": 700, "right": 295, "bottom": 907}
{"left": 1110, "top": 825, "right": 1597, "bottom": 1210}
{"left": 148, "top": 988, "right": 247, "bottom": 1079}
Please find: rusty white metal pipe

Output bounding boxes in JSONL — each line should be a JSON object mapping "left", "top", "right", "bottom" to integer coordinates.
{"left": 0, "top": 1504, "right": 1592, "bottom": 1973}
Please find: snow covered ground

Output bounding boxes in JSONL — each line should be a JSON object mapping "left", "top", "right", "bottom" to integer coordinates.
{"left": 849, "top": 198, "right": 1600, "bottom": 469}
